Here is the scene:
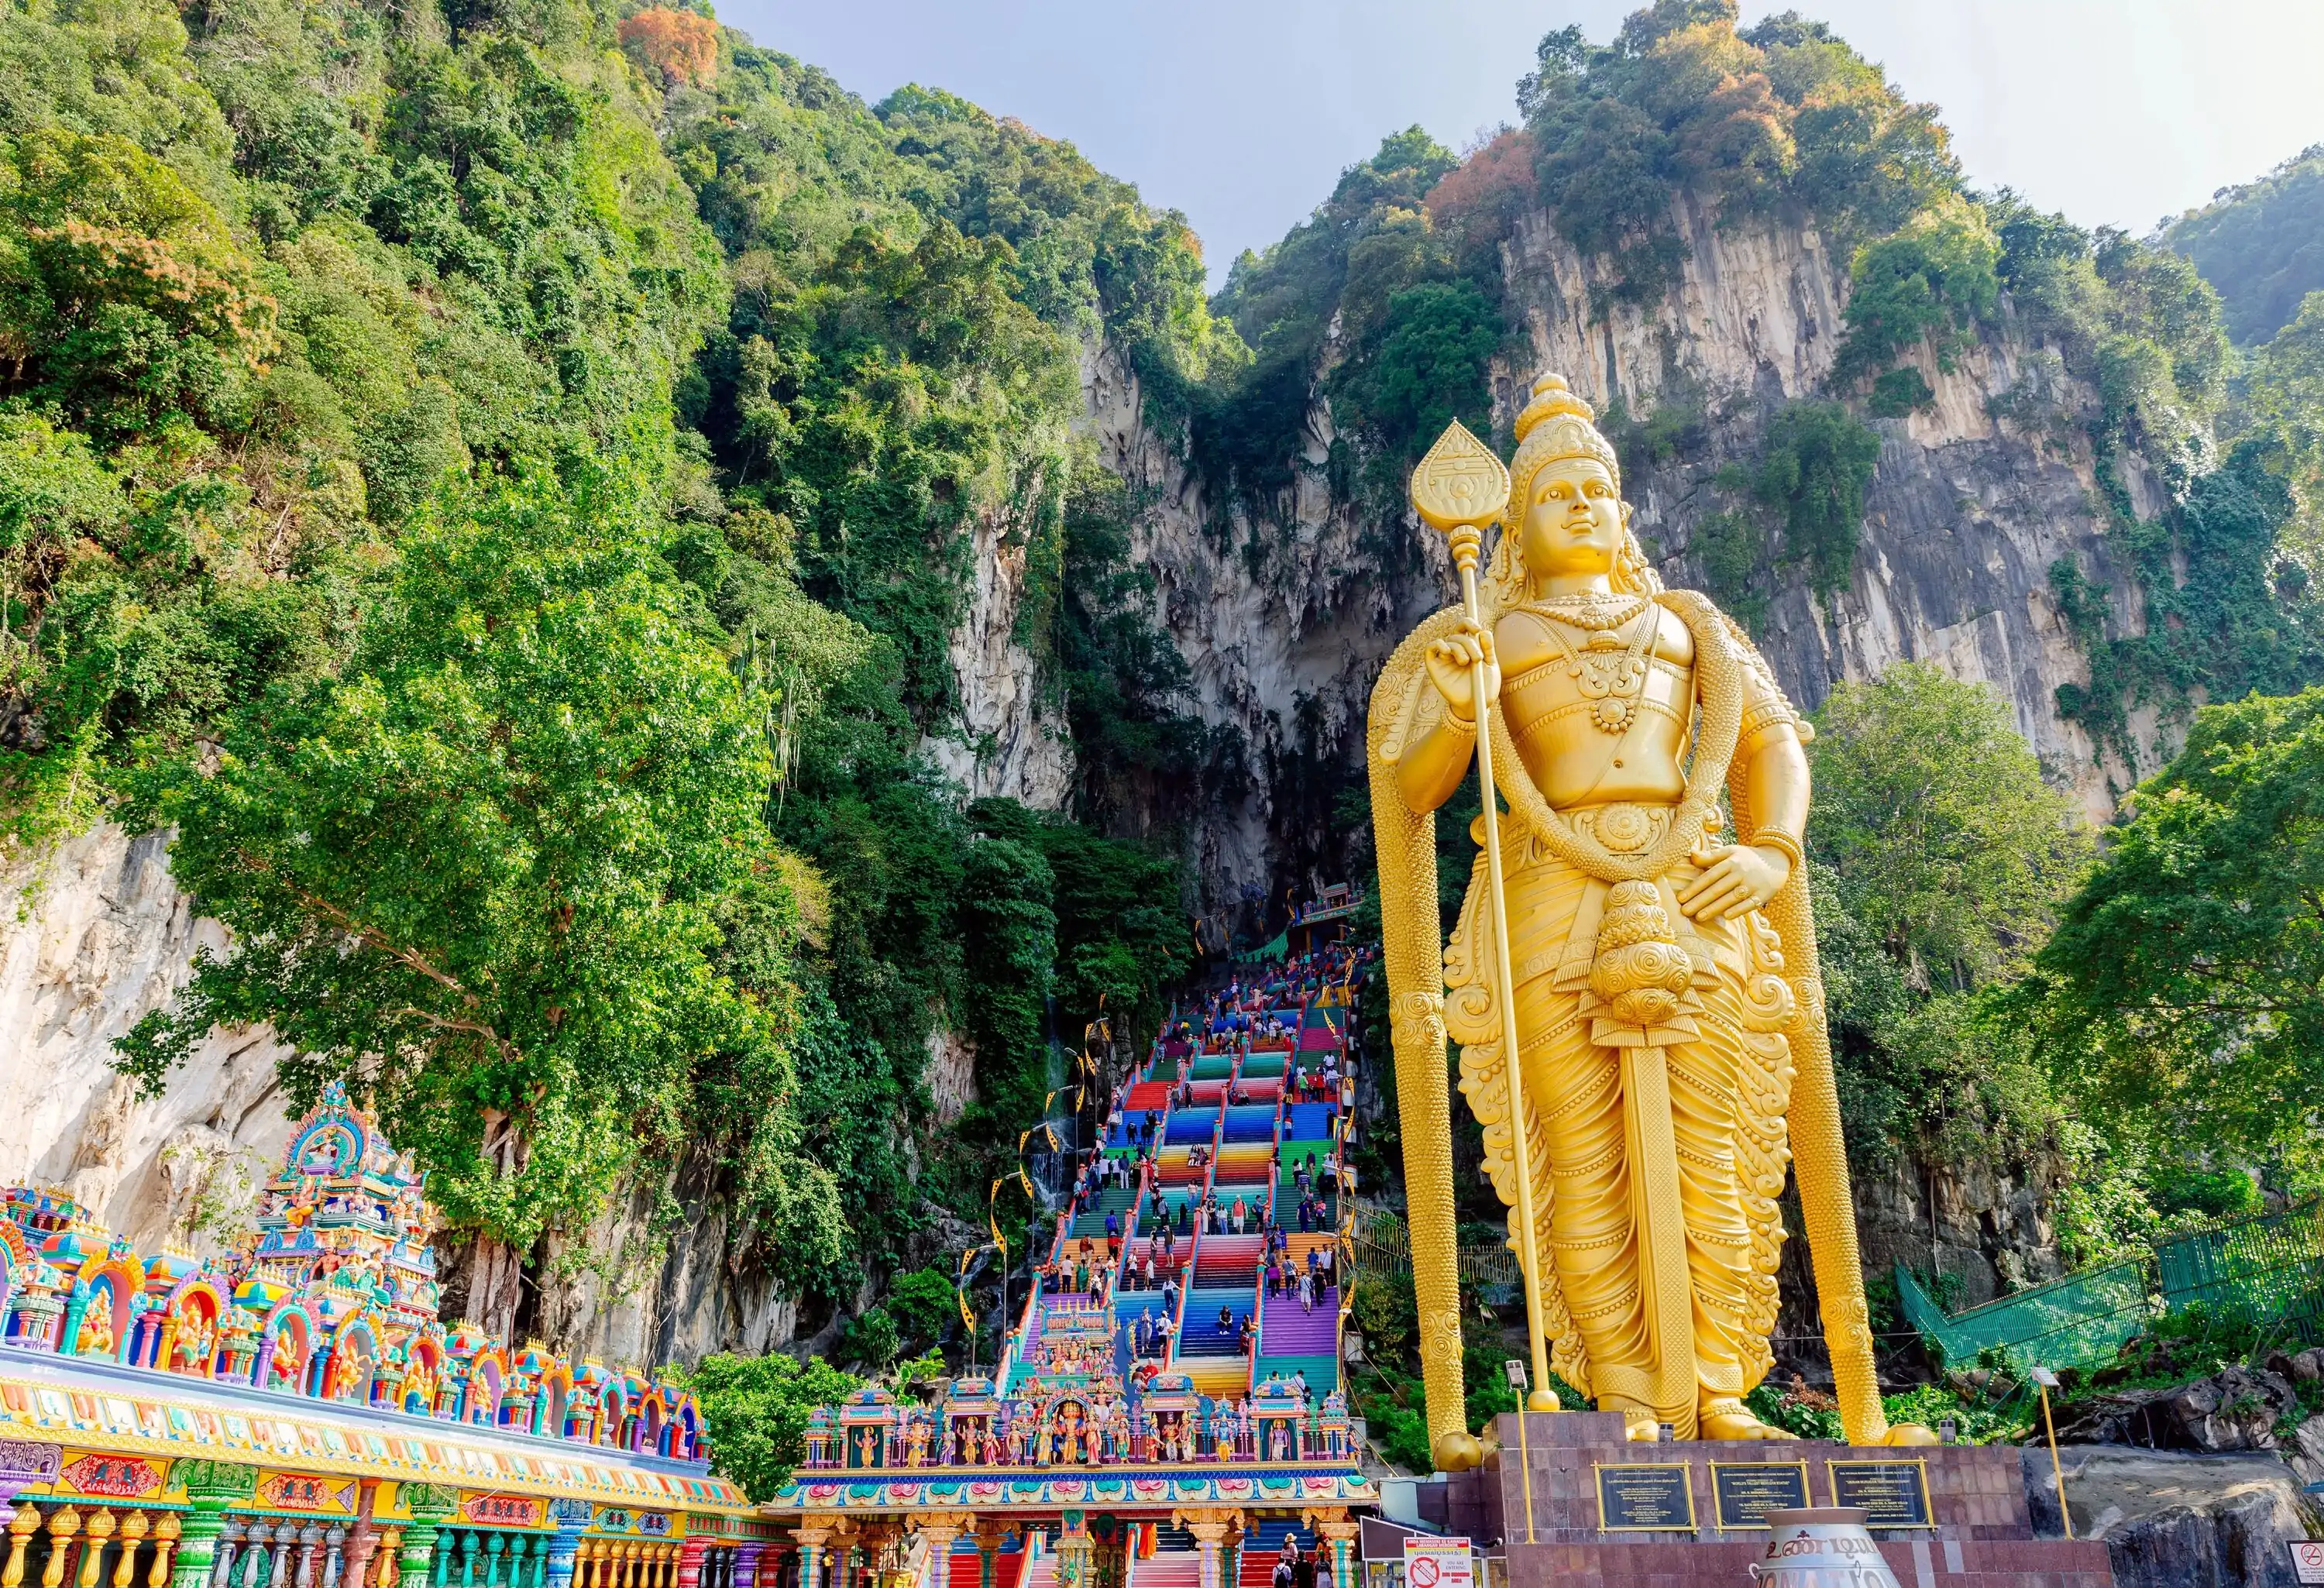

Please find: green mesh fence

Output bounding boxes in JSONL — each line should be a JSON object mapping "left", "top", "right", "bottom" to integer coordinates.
{"left": 1898, "top": 1198, "right": 2324, "bottom": 1373}
{"left": 2157, "top": 1199, "right": 2324, "bottom": 1342}
{"left": 1895, "top": 1260, "right": 2150, "bottom": 1373}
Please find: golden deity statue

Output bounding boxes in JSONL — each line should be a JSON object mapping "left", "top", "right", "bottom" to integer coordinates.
{"left": 1369, "top": 374, "right": 1930, "bottom": 1463}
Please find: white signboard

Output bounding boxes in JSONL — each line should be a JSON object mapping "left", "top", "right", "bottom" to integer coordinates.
{"left": 1401, "top": 1538, "right": 1474, "bottom": 1588}
{"left": 2291, "top": 1542, "right": 2324, "bottom": 1585}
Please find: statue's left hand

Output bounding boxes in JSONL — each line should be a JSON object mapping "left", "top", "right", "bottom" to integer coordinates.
{"left": 1676, "top": 843, "right": 1791, "bottom": 921}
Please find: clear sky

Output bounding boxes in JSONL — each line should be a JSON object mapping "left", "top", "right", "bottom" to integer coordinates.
{"left": 713, "top": 0, "right": 2324, "bottom": 284}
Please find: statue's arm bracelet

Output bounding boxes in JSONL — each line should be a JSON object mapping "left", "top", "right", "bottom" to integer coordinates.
{"left": 1748, "top": 829, "right": 1803, "bottom": 868}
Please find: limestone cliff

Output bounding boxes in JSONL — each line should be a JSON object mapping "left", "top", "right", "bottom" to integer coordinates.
{"left": 1071, "top": 192, "right": 2160, "bottom": 918}
{"left": 0, "top": 823, "right": 294, "bottom": 1258}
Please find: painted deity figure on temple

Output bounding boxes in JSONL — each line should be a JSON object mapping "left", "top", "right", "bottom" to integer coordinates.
{"left": 1371, "top": 373, "right": 1929, "bottom": 1455}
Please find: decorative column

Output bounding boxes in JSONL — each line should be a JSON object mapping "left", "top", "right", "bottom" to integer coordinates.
{"left": 1170, "top": 1513, "right": 1237, "bottom": 1588}
{"left": 146, "top": 1515, "right": 179, "bottom": 1588}
{"left": 205, "top": 1521, "right": 244, "bottom": 1588}
{"left": 397, "top": 1487, "right": 457, "bottom": 1588}
{"left": 322, "top": 1526, "right": 348, "bottom": 1588}
{"left": 543, "top": 1502, "right": 590, "bottom": 1588}
{"left": 296, "top": 1524, "right": 324, "bottom": 1588}
{"left": 731, "top": 1545, "right": 761, "bottom": 1588}
{"left": 971, "top": 1524, "right": 1006, "bottom": 1588}
{"left": 37, "top": 1506, "right": 78, "bottom": 1588}
{"left": 5, "top": 1503, "right": 44, "bottom": 1588}
{"left": 1298, "top": 1516, "right": 1356, "bottom": 1588}
{"left": 265, "top": 1521, "right": 292, "bottom": 1588}
{"left": 792, "top": 1526, "right": 833, "bottom": 1588}
{"left": 376, "top": 1534, "right": 404, "bottom": 1588}
{"left": 909, "top": 1513, "right": 969, "bottom": 1588}
{"left": 676, "top": 1541, "right": 706, "bottom": 1588}
{"left": 1050, "top": 1516, "right": 1091, "bottom": 1588}
{"left": 240, "top": 1525, "right": 272, "bottom": 1588}
{"left": 342, "top": 1483, "right": 381, "bottom": 1588}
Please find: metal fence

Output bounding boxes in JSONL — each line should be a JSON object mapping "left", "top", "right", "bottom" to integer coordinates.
{"left": 1346, "top": 1198, "right": 1524, "bottom": 1301}
{"left": 1897, "top": 1196, "right": 2324, "bottom": 1373}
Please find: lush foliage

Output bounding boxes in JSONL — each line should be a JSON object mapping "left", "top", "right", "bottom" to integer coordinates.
{"left": 116, "top": 466, "right": 844, "bottom": 1283}
{"left": 683, "top": 1350, "right": 860, "bottom": 1500}
{"left": 1806, "top": 666, "right": 2089, "bottom": 1167}
{"left": 2164, "top": 145, "right": 2324, "bottom": 345}
{"left": 1695, "top": 400, "right": 1881, "bottom": 624}
{"left": 1199, "top": 128, "right": 1494, "bottom": 520}
{"left": 2241, "top": 289, "right": 2324, "bottom": 571}
{"left": 1518, "top": 2, "right": 1960, "bottom": 304}
{"left": 1831, "top": 203, "right": 1999, "bottom": 384}
{"left": 2013, "top": 687, "right": 2324, "bottom": 1178}
{"left": 1977, "top": 192, "right": 2319, "bottom": 758}
{"left": 2, "top": 0, "right": 1212, "bottom": 1326}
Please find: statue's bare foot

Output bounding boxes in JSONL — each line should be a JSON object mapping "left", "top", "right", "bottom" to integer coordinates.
{"left": 1603, "top": 1398, "right": 1662, "bottom": 1441}
{"left": 1698, "top": 1398, "right": 1798, "bottom": 1440}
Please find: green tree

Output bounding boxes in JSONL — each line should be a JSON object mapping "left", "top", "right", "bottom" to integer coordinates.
{"left": 115, "top": 465, "right": 844, "bottom": 1322}
{"left": 1832, "top": 205, "right": 1999, "bottom": 383}
{"left": 2162, "top": 144, "right": 2324, "bottom": 345}
{"left": 683, "top": 1351, "right": 860, "bottom": 1501}
{"left": 1810, "top": 664, "right": 2089, "bottom": 984}
{"left": 1807, "top": 665, "right": 2089, "bottom": 1163}
{"left": 2015, "top": 687, "right": 2324, "bottom": 1169}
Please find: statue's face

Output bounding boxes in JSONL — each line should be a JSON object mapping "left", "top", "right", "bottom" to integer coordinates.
{"left": 1518, "top": 456, "right": 1624, "bottom": 580}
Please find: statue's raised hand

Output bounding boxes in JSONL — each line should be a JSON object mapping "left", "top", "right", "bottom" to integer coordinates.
{"left": 1425, "top": 620, "right": 1499, "bottom": 725}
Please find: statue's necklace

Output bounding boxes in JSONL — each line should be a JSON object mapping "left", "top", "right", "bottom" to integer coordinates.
{"left": 1520, "top": 596, "right": 1657, "bottom": 734}
{"left": 1526, "top": 592, "right": 1648, "bottom": 631}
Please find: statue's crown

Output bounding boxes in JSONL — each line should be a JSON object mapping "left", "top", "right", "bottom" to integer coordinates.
{"left": 1514, "top": 371, "right": 1596, "bottom": 441}
{"left": 1510, "top": 371, "right": 1621, "bottom": 503}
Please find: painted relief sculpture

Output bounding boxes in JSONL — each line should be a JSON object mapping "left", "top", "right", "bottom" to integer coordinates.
{"left": 1367, "top": 373, "right": 1932, "bottom": 1463}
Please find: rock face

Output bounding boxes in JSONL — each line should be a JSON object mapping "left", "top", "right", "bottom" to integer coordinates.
{"left": 2051, "top": 1367, "right": 2303, "bottom": 1454}
{"left": 1061, "top": 191, "right": 2162, "bottom": 919}
{"left": 2023, "top": 1445, "right": 2322, "bottom": 1588}
{"left": 924, "top": 492, "right": 1075, "bottom": 809}
{"left": 0, "top": 822, "right": 294, "bottom": 1259}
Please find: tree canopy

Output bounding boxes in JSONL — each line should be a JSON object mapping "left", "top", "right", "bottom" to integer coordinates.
{"left": 2014, "top": 687, "right": 2324, "bottom": 1171}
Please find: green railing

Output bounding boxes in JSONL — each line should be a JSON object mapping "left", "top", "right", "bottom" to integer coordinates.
{"left": 1898, "top": 1196, "right": 2324, "bottom": 1373}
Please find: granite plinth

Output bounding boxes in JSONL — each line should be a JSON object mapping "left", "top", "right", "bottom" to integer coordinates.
{"left": 1468, "top": 1411, "right": 2113, "bottom": 1588}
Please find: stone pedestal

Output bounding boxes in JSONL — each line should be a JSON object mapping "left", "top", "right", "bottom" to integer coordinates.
{"left": 1472, "top": 1411, "right": 2113, "bottom": 1588}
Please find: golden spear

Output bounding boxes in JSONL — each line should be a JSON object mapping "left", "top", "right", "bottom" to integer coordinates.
{"left": 1408, "top": 421, "right": 1558, "bottom": 1417}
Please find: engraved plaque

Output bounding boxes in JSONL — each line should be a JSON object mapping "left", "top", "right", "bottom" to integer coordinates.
{"left": 1827, "top": 1459, "right": 1934, "bottom": 1528}
{"left": 1710, "top": 1460, "right": 1810, "bottom": 1529}
{"left": 1596, "top": 1463, "right": 1696, "bottom": 1531}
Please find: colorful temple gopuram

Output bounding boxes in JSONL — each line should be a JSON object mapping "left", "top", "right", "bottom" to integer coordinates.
{"left": 763, "top": 944, "right": 1378, "bottom": 1588}
{"left": 0, "top": 1084, "right": 770, "bottom": 1588}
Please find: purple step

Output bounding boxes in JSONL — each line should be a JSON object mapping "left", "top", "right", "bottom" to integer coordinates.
{"left": 1259, "top": 1286, "right": 1338, "bottom": 1353}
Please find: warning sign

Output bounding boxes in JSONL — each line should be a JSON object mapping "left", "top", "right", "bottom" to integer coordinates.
{"left": 2290, "top": 1542, "right": 2324, "bottom": 1584}
{"left": 1402, "top": 1538, "right": 1473, "bottom": 1588}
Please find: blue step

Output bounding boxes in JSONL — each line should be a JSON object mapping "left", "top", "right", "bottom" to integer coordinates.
{"left": 1179, "top": 1287, "right": 1254, "bottom": 1356}
{"left": 1164, "top": 1110, "right": 1218, "bottom": 1145}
